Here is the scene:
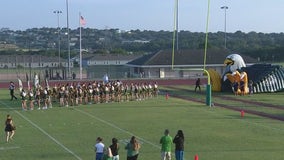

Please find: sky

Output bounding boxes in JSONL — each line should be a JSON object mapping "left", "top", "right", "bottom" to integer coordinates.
{"left": 1, "top": 0, "right": 284, "bottom": 33}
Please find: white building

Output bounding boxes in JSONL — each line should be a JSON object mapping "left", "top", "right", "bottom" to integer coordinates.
{"left": 0, "top": 55, "right": 72, "bottom": 68}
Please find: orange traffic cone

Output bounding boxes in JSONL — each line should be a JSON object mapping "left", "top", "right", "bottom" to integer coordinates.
{"left": 194, "top": 154, "right": 199, "bottom": 160}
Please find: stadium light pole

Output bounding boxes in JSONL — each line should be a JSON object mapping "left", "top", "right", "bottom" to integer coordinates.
{"left": 176, "top": 0, "right": 179, "bottom": 51}
{"left": 221, "top": 6, "right": 228, "bottom": 49}
{"left": 53, "top": 10, "right": 62, "bottom": 67}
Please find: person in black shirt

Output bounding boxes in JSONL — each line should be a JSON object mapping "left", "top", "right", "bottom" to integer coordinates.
{"left": 9, "top": 81, "right": 17, "bottom": 100}
{"left": 173, "top": 130, "right": 184, "bottom": 160}
{"left": 194, "top": 78, "right": 201, "bottom": 92}
{"left": 109, "top": 137, "right": 119, "bottom": 160}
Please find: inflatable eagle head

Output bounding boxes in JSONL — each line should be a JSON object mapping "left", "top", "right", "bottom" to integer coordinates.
{"left": 221, "top": 54, "right": 247, "bottom": 92}
{"left": 223, "top": 54, "right": 246, "bottom": 78}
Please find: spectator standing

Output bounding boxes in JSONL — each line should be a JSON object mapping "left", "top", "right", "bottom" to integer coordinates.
{"left": 160, "top": 129, "right": 173, "bottom": 160}
{"left": 109, "top": 137, "right": 119, "bottom": 160}
{"left": 173, "top": 130, "right": 184, "bottom": 160}
{"left": 194, "top": 78, "right": 201, "bottom": 92}
{"left": 125, "top": 136, "right": 141, "bottom": 160}
{"left": 72, "top": 72, "right": 76, "bottom": 79}
{"left": 95, "top": 137, "right": 105, "bottom": 160}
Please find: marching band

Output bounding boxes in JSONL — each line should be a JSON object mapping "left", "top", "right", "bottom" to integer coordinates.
{"left": 19, "top": 80, "right": 159, "bottom": 110}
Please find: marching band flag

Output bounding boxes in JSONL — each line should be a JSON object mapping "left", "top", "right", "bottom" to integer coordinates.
{"left": 80, "top": 16, "right": 86, "bottom": 26}
{"left": 28, "top": 80, "right": 31, "bottom": 90}
{"left": 26, "top": 73, "right": 29, "bottom": 82}
{"left": 45, "top": 78, "right": 49, "bottom": 89}
{"left": 34, "top": 74, "right": 39, "bottom": 88}
{"left": 18, "top": 78, "right": 23, "bottom": 91}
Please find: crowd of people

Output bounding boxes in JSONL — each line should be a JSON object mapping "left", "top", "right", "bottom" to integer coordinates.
{"left": 9, "top": 80, "right": 159, "bottom": 111}
{"left": 94, "top": 136, "right": 140, "bottom": 160}
{"left": 94, "top": 129, "right": 184, "bottom": 160}
{"left": 8, "top": 81, "right": 188, "bottom": 159}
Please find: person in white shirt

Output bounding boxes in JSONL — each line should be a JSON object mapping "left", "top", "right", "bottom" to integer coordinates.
{"left": 95, "top": 137, "right": 105, "bottom": 160}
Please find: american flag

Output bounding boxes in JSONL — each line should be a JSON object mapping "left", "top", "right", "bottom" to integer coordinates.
{"left": 80, "top": 16, "right": 86, "bottom": 26}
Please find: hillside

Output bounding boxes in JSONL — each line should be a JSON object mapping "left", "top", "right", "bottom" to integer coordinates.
{"left": 1, "top": 28, "right": 284, "bottom": 62}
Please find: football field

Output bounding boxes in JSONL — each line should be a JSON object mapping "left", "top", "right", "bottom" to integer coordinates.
{"left": 1, "top": 89, "right": 284, "bottom": 160}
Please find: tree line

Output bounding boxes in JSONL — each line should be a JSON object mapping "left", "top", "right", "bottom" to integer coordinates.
{"left": 1, "top": 27, "right": 284, "bottom": 62}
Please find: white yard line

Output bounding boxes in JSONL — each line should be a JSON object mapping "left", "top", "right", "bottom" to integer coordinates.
{"left": 0, "top": 146, "right": 20, "bottom": 151}
{"left": 0, "top": 101, "right": 82, "bottom": 160}
{"left": 0, "top": 107, "right": 18, "bottom": 110}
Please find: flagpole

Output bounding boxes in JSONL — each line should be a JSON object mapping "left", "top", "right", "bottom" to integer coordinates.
{"left": 79, "top": 12, "right": 82, "bottom": 80}
{"left": 66, "top": 0, "right": 71, "bottom": 79}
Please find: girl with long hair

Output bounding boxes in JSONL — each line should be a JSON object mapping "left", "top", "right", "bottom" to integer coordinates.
{"left": 109, "top": 137, "right": 119, "bottom": 160}
{"left": 125, "top": 136, "right": 140, "bottom": 160}
{"left": 5, "top": 115, "right": 16, "bottom": 142}
{"left": 173, "top": 130, "right": 185, "bottom": 160}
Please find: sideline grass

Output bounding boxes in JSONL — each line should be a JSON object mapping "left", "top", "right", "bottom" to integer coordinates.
{"left": 0, "top": 90, "right": 284, "bottom": 160}
{"left": 163, "top": 85, "right": 284, "bottom": 115}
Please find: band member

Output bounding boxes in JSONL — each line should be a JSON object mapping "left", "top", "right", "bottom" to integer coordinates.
{"left": 20, "top": 89, "right": 27, "bottom": 110}
{"left": 35, "top": 88, "right": 41, "bottom": 109}
{"left": 28, "top": 89, "right": 34, "bottom": 110}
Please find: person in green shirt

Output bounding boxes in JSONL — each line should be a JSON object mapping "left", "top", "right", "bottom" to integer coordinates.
{"left": 160, "top": 129, "right": 173, "bottom": 160}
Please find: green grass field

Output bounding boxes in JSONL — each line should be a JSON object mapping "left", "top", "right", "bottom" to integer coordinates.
{"left": 1, "top": 89, "right": 284, "bottom": 160}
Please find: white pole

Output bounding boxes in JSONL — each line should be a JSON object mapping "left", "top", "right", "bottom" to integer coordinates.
{"left": 66, "top": 0, "right": 71, "bottom": 79}
{"left": 79, "top": 12, "right": 82, "bottom": 80}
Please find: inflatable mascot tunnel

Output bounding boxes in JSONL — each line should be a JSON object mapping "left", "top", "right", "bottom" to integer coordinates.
{"left": 208, "top": 53, "right": 284, "bottom": 93}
